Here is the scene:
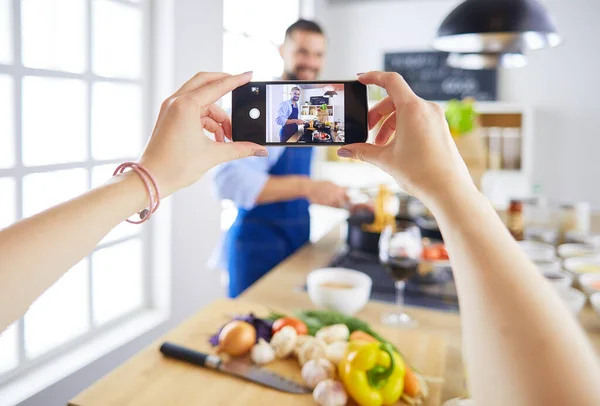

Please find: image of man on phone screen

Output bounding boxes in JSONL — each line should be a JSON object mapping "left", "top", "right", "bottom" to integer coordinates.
{"left": 211, "top": 20, "right": 349, "bottom": 298}
{"left": 276, "top": 86, "right": 303, "bottom": 143}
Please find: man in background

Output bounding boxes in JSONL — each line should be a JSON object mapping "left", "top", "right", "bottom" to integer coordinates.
{"left": 276, "top": 86, "right": 304, "bottom": 142}
{"left": 212, "top": 20, "right": 348, "bottom": 297}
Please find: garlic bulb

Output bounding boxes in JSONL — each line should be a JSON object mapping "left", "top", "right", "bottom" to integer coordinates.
{"left": 270, "top": 325, "right": 297, "bottom": 358}
{"left": 325, "top": 341, "right": 348, "bottom": 366}
{"left": 315, "top": 324, "right": 350, "bottom": 344}
{"left": 250, "top": 338, "right": 275, "bottom": 365}
{"left": 313, "top": 379, "right": 348, "bottom": 406}
{"left": 301, "top": 358, "right": 336, "bottom": 389}
{"left": 294, "top": 334, "right": 313, "bottom": 358}
{"left": 298, "top": 337, "right": 327, "bottom": 366}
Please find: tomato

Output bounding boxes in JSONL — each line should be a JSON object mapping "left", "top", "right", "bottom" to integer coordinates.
{"left": 422, "top": 244, "right": 449, "bottom": 261}
{"left": 272, "top": 317, "right": 308, "bottom": 335}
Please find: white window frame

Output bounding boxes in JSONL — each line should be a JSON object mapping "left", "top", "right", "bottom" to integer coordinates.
{"left": 0, "top": 0, "right": 173, "bottom": 403}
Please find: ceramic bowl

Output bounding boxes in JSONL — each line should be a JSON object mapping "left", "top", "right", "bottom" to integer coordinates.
{"left": 557, "top": 287, "right": 586, "bottom": 316}
{"left": 590, "top": 292, "right": 600, "bottom": 319}
{"left": 579, "top": 273, "right": 600, "bottom": 297}
{"left": 557, "top": 243, "right": 599, "bottom": 259}
{"left": 543, "top": 270, "right": 574, "bottom": 290}
{"left": 517, "top": 241, "right": 556, "bottom": 262}
{"left": 563, "top": 255, "right": 600, "bottom": 285}
{"left": 307, "top": 268, "right": 372, "bottom": 316}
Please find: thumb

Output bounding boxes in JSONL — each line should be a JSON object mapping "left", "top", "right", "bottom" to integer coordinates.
{"left": 215, "top": 142, "right": 268, "bottom": 163}
{"left": 337, "top": 143, "right": 383, "bottom": 165}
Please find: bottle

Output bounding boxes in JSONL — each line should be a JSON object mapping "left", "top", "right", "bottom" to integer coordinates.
{"left": 507, "top": 199, "right": 524, "bottom": 241}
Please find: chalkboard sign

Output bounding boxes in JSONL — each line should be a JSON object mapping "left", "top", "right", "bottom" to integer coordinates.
{"left": 384, "top": 51, "right": 497, "bottom": 101}
{"left": 310, "top": 96, "right": 329, "bottom": 106}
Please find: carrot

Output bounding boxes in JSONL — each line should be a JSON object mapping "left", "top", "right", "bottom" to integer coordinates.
{"left": 349, "top": 330, "right": 378, "bottom": 343}
{"left": 403, "top": 366, "right": 422, "bottom": 398}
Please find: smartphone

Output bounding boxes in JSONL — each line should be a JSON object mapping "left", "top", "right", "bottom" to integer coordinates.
{"left": 232, "top": 81, "right": 368, "bottom": 146}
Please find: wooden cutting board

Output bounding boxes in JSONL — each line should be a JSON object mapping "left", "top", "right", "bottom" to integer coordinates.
{"left": 70, "top": 299, "right": 447, "bottom": 406}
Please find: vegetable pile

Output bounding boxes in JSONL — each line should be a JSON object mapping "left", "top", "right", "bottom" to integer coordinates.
{"left": 209, "top": 310, "right": 429, "bottom": 406}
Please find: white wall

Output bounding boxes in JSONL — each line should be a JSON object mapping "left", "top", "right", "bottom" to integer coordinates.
{"left": 314, "top": 0, "right": 600, "bottom": 209}
{"left": 19, "top": 1, "right": 226, "bottom": 404}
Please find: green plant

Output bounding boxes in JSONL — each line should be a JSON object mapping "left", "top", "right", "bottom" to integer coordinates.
{"left": 320, "top": 104, "right": 328, "bottom": 111}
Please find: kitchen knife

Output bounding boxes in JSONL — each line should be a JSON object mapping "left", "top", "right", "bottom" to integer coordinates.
{"left": 159, "top": 342, "right": 311, "bottom": 394}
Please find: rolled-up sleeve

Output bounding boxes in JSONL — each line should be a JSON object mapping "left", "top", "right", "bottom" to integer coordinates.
{"left": 212, "top": 148, "right": 282, "bottom": 210}
{"left": 275, "top": 101, "right": 291, "bottom": 126}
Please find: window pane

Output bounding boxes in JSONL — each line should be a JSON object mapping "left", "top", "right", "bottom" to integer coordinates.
{"left": 0, "top": 323, "right": 18, "bottom": 374}
{"left": 91, "top": 82, "right": 143, "bottom": 160}
{"left": 24, "top": 259, "right": 89, "bottom": 358}
{"left": 92, "top": 239, "right": 144, "bottom": 325}
{"left": 0, "top": 177, "right": 16, "bottom": 229}
{"left": 23, "top": 169, "right": 87, "bottom": 218}
{"left": 0, "top": 75, "right": 14, "bottom": 168}
{"left": 224, "top": 0, "right": 299, "bottom": 44}
{"left": 223, "top": 33, "right": 282, "bottom": 81}
{"left": 91, "top": 164, "right": 139, "bottom": 243}
{"left": 93, "top": 0, "right": 143, "bottom": 79}
{"left": 0, "top": 0, "right": 12, "bottom": 64}
{"left": 21, "top": 0, "right": 86, "bottom": 73}
{"left": 22, "top": 76, "right": 87, "bottom": 166}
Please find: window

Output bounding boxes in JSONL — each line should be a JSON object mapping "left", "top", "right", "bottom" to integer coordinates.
{"left": 222, "top": 0, "right": 300, "bottom": 111}
{"left": 219, "top": 0, "right": 300, "bottom": 232}
{"left": 0, "top": 0, "right": 152, "bottom": 385}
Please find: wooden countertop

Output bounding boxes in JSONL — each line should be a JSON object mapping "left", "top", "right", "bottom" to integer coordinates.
{"left": 71, "top": 216, "right": 600, "bottom": 405}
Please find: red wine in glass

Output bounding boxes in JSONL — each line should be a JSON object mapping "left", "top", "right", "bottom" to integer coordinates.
{"left": 383, "top": 256, "right": 419, "bottom": 282}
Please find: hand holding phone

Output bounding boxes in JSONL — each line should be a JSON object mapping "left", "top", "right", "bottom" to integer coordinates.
{"left": 232, "top": 81, "right": 368, "bottom": 146}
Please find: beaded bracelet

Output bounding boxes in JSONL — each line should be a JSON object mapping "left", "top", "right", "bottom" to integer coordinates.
{"left": 113, "top": 162, "right": 161, "bottom": 224}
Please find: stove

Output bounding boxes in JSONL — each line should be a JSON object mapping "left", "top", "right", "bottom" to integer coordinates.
{"left": 328, "top": 248, "right": 460, "bottom": 313}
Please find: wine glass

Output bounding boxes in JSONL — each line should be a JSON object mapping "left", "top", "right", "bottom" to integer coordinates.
{"left": 379, "top": 219, "right": 422, "bottom": 328}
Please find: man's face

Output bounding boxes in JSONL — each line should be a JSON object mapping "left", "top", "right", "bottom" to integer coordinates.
{"left": 280, "top": 30, "right": 326, "bottom": 81}
{"left": 291, "top": 89, "right": 301, "bottom": 102}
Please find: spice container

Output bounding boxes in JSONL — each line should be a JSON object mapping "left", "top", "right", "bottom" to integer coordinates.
{"left": 487, "top": 127, "right": 503, "bottom": 170}
{"left": 507, "top": 199, "right": 524, "bottom": 241}
{"left": 559, "top": 204, "right": 578, "bottom": 244}
{"left": 502, "top": 127, "right": 521, "bottom": 170}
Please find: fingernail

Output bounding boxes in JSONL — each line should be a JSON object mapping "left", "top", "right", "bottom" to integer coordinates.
{"left": 356, "top": 72, "right": 365, "bottom": 76}
{"left": 337, "top": 148, "right": 352, "bottom": 158}
{"left": 254, "top": 149, "right": 268, "bottom": 157}
{"left": 242, "top": 71, "right": 253, "bottom": 75}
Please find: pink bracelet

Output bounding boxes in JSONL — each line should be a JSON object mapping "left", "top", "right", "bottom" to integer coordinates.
{"left": 113, "top": 162, "right": 161, "bottom": 224}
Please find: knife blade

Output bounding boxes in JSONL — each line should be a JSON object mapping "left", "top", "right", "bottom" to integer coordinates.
{"left": 159, "top": 342, "right": 311, "bottom": 394}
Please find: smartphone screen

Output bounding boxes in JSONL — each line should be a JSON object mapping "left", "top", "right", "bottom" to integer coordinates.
{"left": 232, "top": 81, "right": 368, "bottom": 146}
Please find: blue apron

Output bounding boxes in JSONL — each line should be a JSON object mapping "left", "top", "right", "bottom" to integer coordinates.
{"left": 225, "top": 147, "right": 312, "bottom": 297}
{"left": 280, "top": 103, "right": 299, "bottom": 143}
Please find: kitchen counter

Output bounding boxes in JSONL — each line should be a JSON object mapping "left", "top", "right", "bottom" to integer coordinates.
{"left": 70, "top": 216, "right": 600, "bottom": 405}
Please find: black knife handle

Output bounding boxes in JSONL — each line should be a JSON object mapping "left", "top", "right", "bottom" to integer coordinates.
{"left": 160, "top": 342, "right": 221, "bottom": 369}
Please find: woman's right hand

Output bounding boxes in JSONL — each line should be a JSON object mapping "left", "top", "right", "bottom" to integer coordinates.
{"left": 337, "top": 71, "right": 477, "bottom": 206}
{"left": 139, "top": 72, "right": 267, "bottom": 197}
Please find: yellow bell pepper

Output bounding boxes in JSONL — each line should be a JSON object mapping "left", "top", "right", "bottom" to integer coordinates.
{"left": 338, "top": 340, "right": 405, "bottom": 406}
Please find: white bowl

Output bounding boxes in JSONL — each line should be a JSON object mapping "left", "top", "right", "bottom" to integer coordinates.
{"left": 558, "top": 243, "right": 599, "bottom": 259}
{"left": 307, "top": 268, "right": 372, "bottom": 316}
{"left": 543, "top": 270, "right": 574, "bottom": 290}
{"left": 517, "top": 241, "right": 556, "bottom": 262}
{"left": 579, "top": 273, "right": 600, "bottom": 297}
{"left": 557, "top": 287, "right": 586, "bottom": 316}
{"left": 590, "top": 292, "right": 600, "bottom": 319}
{"left": 563, "top": 255, "right": 600, "bottom": 279}
{"left": 533, "top": 258, "right": 562, "bottom": 273}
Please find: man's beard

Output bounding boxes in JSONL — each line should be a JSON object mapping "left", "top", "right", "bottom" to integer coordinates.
{"left": 284, "top": 68, "right": 319, "bottom": 81}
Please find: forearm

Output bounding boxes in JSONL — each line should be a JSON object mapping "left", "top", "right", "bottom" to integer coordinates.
{"left": 0, "top": 172, "right": 148, "bottom": 331}
{"left": 254, "top": 175, "right": 309, "bottom": 205}
{"left": 429, "top": 189, "right": 600, "bottom": 405}
{"left": 284, "top": 119, "right": 298, "bottom": 125}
